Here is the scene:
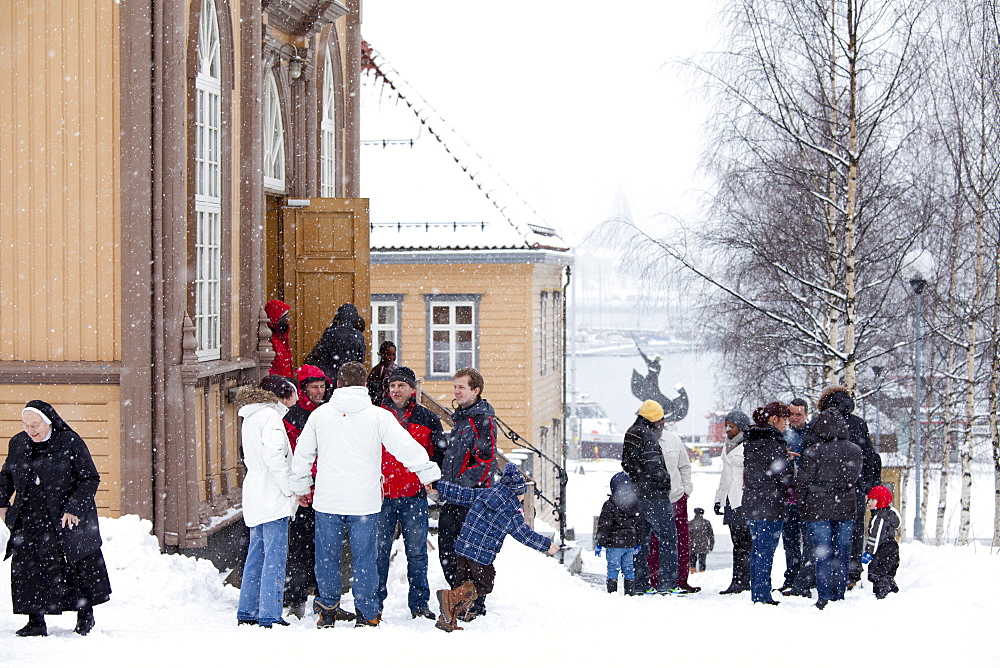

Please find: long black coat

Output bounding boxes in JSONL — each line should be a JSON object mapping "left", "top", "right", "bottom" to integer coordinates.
{"left": 1, "top": 429, "right": 103, "bottom": 563}
{"left": 741, "top": 425, "right": 792, "bottom": 521}
{"left": 796, "top": 409, "right": 863, "bottom": 521}
{"left": 817, "top": 387, "right": 881, "bottom": 493}
{"left": 621, "top": 417, "right": 671, "bottom": 500}
{"left": 304, "top": 303, "right": 366, "bottom": 382}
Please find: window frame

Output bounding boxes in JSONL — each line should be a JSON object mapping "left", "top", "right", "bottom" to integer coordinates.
{"left": 371, "top": 294, "right": 403, "bottom": 366}
{"left": 193, "top": 0, "right": 223, "bottom": 361}
{"left": 320, "top": 46, "right": 338, "bottom": 197}
{"left": 263, "top": 70, "right": 286, "bottom": 192}
{"left": 424, "top": 294, "right": 481, "bottom": 380}
{"left": 540, "top": 291, "right": 548, "bottom": 377}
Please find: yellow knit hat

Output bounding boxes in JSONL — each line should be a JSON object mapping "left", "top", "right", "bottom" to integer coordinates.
{"left": 637, "top": 400, "right": 664, "bottom": 422}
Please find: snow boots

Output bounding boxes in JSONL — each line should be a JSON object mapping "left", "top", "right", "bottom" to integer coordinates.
{"left": 606, "top": 579, "right": 618, "bottom": 593}
{"left": 355, "top": 612, "right": 381, "bottom": 627}
{"left": 16, "top": 614, "right": 47, "bottom": 637}
{"left": 75, "top": 607, "right": 96, "bottom": 636}
{"left": 435, "top": 582, "right": 478, "bottom": 632}
{"left": 314, "top": 600, "right": 353, "bottom": 629}
{"left": 623, "top": 580, "right": 638, "bottom": 596}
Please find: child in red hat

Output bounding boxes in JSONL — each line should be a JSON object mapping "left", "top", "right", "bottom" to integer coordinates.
{"left": 863, "top": 485, "right": 900, "bottom": 599}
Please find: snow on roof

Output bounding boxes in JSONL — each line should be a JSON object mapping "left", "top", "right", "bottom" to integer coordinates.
{"left": 361, "top": 43, "right": 569, "bottom": 253}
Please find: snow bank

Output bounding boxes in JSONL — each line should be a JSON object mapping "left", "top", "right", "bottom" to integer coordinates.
{"left": 0, "top": 482, "right": 997, "bottom": 666}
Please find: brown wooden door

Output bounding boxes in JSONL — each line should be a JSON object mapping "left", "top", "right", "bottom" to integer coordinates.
{"left": 282, "top": 198, "right": 370, "bottom": 368}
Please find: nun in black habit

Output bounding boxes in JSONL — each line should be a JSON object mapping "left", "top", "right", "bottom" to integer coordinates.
{"left": 0, "top": 400, "right": 112, "bottom": 637}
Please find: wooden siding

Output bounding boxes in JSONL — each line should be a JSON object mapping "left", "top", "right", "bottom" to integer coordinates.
{"left": 0, "top": 1, "right": 121, "bottom": 362}
{"left": 371, "top": 261, "right": 564, "bottom": 456}
{"left": 0, "top": 385, "right": 122, "bottom": 516}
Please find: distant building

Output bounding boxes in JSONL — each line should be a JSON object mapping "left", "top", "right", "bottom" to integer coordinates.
{"left": 361, "top": 45, "right": 573, "bottom": 522}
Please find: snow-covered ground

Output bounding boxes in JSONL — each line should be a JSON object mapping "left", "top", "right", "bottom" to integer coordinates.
{"left": 2, "top": 462, "right": 998, "bottom": 666}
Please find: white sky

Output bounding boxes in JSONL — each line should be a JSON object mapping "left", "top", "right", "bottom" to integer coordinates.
{"left": 360, "top": 1, "right": 721, "bottom": 245}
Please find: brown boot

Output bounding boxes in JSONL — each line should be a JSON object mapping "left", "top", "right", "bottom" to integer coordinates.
{"left": 435, "top": 582, "right": 477, "bottom": 633}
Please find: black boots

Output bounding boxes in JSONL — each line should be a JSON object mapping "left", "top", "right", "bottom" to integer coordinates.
{"left": 623, "top": 580, "right": 637, "bottom": 596}
{"left": 16, "top": 614, "right": 47, "bottom": 637}
{"left": 75, "top": 607, "right": 96, "bottom": 636}
{"left": 606, "top": 579, "right": 618, "bottom": 593}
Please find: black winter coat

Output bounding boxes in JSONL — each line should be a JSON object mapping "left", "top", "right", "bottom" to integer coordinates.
{"left": 442, "top": 398, "right": 497, "bottom": 489}
{"left": 621, "top": 417, "right": 671, "bottom": 500}
{"left": 1, "top": 429, "right": 103, "bottom": 563}
{"left": 741, "top": 425, "right": 792, "bottom": 521}
{"left": 304, "top": 303, "right": 366, "bottom": 382}
{"left": 817, "top": 387, "right": 882, "bottom": 493}
{"left": 796, "top": 409, "right": 863, "bottom": 521}
{"left": 594, "top": 497, "right": 645, "bottom": 548}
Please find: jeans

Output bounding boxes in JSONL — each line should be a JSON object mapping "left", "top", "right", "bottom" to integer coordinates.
{"left": 747, "top": 519, "right": 783, "bottom": 603}
{"left": 635, "top": 498, "right": 679, "bottom": 591}
{"left": 376, "top": 494, "right": 430, "bottom": 614}
{"left": 807, "top": 519, "right": 854, "bottom": 602}
{"left": 315, "top": 511, "right": 379, "bottom": 622}
{"left": 238, "top": 517, "right": 290, "bottom": 625}
{"left": 781, "top": 504, "right": 803, "bottom": 586}
{"left": 605, "top": 547, "right": 636, "bottom": 581}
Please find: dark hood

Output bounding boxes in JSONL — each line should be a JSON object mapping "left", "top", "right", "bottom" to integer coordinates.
{"left": 610, "top": 471, "right": 640, "bottom": 509}
{"left": 332, "top": 303, "right": 361, "bottom": 328}
{"left": 818, "top": 385, "right": 855, "bottom": 416}
{"left": 810, "top": 407, "right": 850, "bottom": 442}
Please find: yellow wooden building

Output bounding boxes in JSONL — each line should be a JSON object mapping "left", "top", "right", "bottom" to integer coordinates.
{"left": 0, "top": 0, "right": 369, "bottom": 556}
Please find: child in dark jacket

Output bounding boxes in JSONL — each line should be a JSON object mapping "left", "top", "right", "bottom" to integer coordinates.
{"left": 434, "top": 463, "right": 560, "bottom": 632}
{"left": 688, "top": 507, "right": 715, "bottom": 573}
{"left": 594, "top": 472, "right": 646, "bottom": 595}
{"left": 863, "top": 485, "right": 900, "bottom": 599}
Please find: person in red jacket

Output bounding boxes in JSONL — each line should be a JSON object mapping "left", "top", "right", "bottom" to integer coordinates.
{"left": 264, "top": 300, "right": 293, "bottom": 378}
{"left": 376, "top": 366, "right": 446, "bottom": 620}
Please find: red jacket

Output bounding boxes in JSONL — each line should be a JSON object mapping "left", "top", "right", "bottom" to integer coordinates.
{"left": 265, "top": 299, "right": 294, "bottom": 378}
{"left": 380, "top": 397, "right": 445, "bottom": 498}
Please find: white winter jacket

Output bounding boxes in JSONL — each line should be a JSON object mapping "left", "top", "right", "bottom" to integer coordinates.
{"left": 659, "top": 431, "right": 693, "bottom": 503}
{"left": 290, "top": 385, "right": 442, "bottom": 516}
{"left": 714, "top": 433, "right": 745, "bottom": 508}
{"left": 238, "top": 401, "right": 297, "bottom": 527}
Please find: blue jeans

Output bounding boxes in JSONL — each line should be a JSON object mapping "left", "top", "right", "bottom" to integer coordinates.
{"left": 376, "top": 494, "right": 430, "bottom": 614}
{"left": 635, "top": 498, "right": 678, "bottom": 590}
{"left": 605, "top": 548, "right": 635, "bottom": 581}
{"left": 781, "top": 504, "right": 803, "bottom": 586}
{"left": 237, "top": 517, "right": 290, "bottom": 625}
{"left": 747, "top": 519, "right": 783, "bottom": 603}
{"left": 314, "top": 511, "right": 379, "bottom": 621}
{"left": 807, "top": 519, "right": 854, "bottom": 601}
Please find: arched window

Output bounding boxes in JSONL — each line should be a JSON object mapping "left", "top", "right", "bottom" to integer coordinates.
{"left": 194, "top": 0, "right": 222, "bottom": 360}
{"left": 263, "top": 70, "right": 285, "bottom": 191}
{"left": 320, "top": 47, "right": 337, "bottom": 197}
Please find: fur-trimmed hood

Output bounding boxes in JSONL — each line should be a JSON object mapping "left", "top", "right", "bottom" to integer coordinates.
{"left": 235, "top": 385, "right": 281, "bottom": 408}
{"left": 817, "top": 385, "right": 855, "bottom": 416}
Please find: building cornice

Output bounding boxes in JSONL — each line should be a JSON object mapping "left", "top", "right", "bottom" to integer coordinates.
{"left": 371, "top": 248, "right": 574, "bottom": 266}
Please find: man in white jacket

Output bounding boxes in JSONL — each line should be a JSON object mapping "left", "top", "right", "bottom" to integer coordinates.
{"left": 291, "top": 362, "right": 441, "bottom": 628}
{"left": 660, "top": 428, "right": 698, "bottom": 593}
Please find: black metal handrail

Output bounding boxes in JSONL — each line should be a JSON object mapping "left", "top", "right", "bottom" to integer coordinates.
{"left": 418, "top": 390, "right": 567, "bottom": 544}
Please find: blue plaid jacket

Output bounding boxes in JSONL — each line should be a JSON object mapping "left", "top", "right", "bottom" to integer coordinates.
{"left": 437, "top": 480, "right": 552, "bottom": 565}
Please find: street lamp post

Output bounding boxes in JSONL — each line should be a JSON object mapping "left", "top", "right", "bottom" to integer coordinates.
{"left": 909, "top": 275, "right": 927, "bottom": 542}
{"left": 872, "top": 365, "right": 883, "bottom": 452}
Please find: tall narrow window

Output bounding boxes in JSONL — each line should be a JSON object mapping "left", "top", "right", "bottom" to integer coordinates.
{"left": 553, "top": 291, "right": 562, "bottom": 373}
{"left": 321, "top": 47, "right": 337, "bottom": 197}
{"left": 263, "top": 71, "right": 285, "bottom": 191}
{"left": 371, "top": 295, "right": 402, "bottom": 364}
{"left": 425, "top": 295, "right": 480, "bottom": 378}
{"left": 194, "top": 0, "right": 222, "bottom": 360}
{"left": 540, "top": 292, "right": 548, "bottom": 376}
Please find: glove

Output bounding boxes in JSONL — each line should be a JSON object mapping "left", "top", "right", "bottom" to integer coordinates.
{"left": 633, "top": 545, "right": 643, "bottom": 556}
{"left": 594, "top": 546, "right": 602, "bottom": 557}
{"left": 861, "top": 552, "right": 873, "bottom": 565}
{"left": 714, "top": 502, "right": 723, "bottom": 516}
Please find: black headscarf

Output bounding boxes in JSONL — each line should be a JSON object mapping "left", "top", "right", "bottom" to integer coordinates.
{"left": 24, "top": 399, "right": 75, "bottom": 434}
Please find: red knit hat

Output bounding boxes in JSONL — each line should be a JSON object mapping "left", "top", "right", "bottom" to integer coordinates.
{"left": 868, "top": 485, "right": 893, "bottom": 509}
{"left": 264, "top": 299, "right": 290, "bottom": 324}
